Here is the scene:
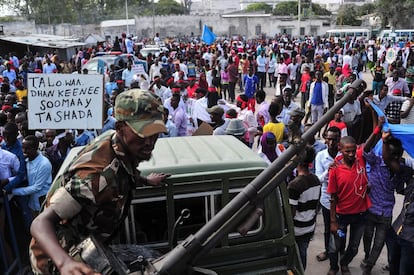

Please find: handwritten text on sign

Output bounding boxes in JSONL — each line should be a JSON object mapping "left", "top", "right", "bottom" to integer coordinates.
{"left": 28, "top": 73, "right": 104, "bottom": 129}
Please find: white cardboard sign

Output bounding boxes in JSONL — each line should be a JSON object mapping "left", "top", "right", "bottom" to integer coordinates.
{"left": 28, "top": 73, "right": 104, "bottom": 130}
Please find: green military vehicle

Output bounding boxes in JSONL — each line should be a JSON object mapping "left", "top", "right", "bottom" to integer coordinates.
{"left": 122, "top": 135, "right": 303, "bottom": 275}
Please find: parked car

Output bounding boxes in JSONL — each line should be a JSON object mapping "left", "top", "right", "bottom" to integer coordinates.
{"left": 139, "top": 45, "right": 169, "bottom": 58}
{"left": 79, "top": 53, "right": 148, "bottom": 81}
{"left": 81, "top": 53, "right": 137, "bottom": 74}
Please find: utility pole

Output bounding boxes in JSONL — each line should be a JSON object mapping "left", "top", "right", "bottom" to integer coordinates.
{"left": 152, "top": 0, "right": 155, "bottom": 37}
{"left": 126, "top": 0, "right": 129, "bottom": 35}
{"left": 298, "top": 0, "right": 301, "bottom": 37}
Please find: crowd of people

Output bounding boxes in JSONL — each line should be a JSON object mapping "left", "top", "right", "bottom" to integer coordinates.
{"left": 1, "top": 31, "right": 414, "bottom": 275}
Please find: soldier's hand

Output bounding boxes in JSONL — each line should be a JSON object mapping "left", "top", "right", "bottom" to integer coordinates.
{"left": 59, "top": 258, "right": 100, "bottom": 275}
{"left": 146, "top": 172, "right": 171, "bottom": 186}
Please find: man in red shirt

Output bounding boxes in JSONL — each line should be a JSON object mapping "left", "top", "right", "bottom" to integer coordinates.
{"left": 327, "top": 136, "right": 371, "bottom": 275}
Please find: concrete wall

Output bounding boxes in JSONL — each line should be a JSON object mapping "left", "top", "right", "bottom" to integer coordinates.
{"left": 2, "top": 20, "right": 36, "bottom": 35}
{"left": 114, "top": 15, "right": 333, "bottom": 39}
{"left": 0, "top": 15, "right": 333, "bottom": 42}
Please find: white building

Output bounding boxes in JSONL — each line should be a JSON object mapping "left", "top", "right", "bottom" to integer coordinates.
{"left": 312, "top": 0, "right": 376, "bottom": 13}
{"left": 191, "top": 0, "right": 240, "bottom": 15}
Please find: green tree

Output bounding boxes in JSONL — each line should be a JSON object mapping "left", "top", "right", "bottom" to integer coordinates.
{"left": 310, "top": 3, "right": 331, "bottom": 16}
{"left": 356, "top": 3, "right": 376, "bottom": 17}
{"left": 336, "top": 4, "right": 362, "bottom": 26}
{"left": 0, "top": 0, "right": 155, "bottom": 24}
{"left": 273, "top": 1, "right": 331, "bottom": 16}
{"left": 273, "top": 1, "right": 297, "bottom": 16}
{"left": 245, "top": 3, "right": 272, "bottom": 14}
{"left": 155, "top": 0, "right": 185, "bottom": 15}
{"left": 376, "top": 0, "right": 414, "bottom": 28}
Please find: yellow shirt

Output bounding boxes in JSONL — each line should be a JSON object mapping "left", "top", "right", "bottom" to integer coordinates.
{"left": 263, "top": 122, "right": 285, "bottom": 142}
{"left": 323, "top": 71, "right": 336, "bottom": 86}
{"left": 16, "top": 88, "right": 28, "bottom": 102}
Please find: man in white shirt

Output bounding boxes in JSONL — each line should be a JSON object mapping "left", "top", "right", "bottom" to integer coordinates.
{"left": 149, "top": 59, "right": 162, "bottom": 81}
{"left": 42, "top": 58, "right": 57, "bottom": 74}
{"left": 170, "top": 93, "right": 187, "bottom": 136}
{"left": 256, "top": 51, "right": 267, "bottom": 90}
{"left": 342, "top": 50, "right": 353, "bottom": 68}
{"left": 151, "top": 76, "right": 171, "bottom": 104}
{"left": 192, "top": 88, "right": 211, "bottom": 127}
{"left": 122, "top": 63, "right": 135, "bottom": 88}
{"left": 314, "top": 126, "right": 341, "bottom": 266}
{"left": 278, "top": 87, "right": 299, "bottom": 126}
{"left": 287, "top": 58, "right": 299, "bottom": 93}
{"left": 400, "top": 97, "right": 414, "bottom": 124}
{"left": 125, "top": 35, "right": 134, "bottom": 54}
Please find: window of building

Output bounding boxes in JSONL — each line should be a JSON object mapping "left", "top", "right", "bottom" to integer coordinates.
{"left": 255, "top": 25, "right": 261, "bottom": 35}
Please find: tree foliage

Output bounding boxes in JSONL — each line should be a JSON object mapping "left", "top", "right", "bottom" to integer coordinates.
{"left": 376, "top": 0, "right": 414, "bottom": 28}
{"left": 0, "top": 0, "right": 187, "bottom": 24}
{"left": 336, "top": 4, "right": 361, "bottom": 26}
{"left": 245, "top": 3, "right": 272, "bottom": 14}
{"left": 155, "top": 0, "right": 185, "bottom": 15}
{"left": 273, "top": 1, "right": 297, "bottom": 16}
{"left": 273, "top": 1, "right": 331, "bottom": 16}
{"left": 310, "top": 3, "right": 331, "bottom": 16}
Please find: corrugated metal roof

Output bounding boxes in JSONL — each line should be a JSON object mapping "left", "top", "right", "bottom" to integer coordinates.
{"left": 0, "top": 34, "right": 85, "bottom": 49}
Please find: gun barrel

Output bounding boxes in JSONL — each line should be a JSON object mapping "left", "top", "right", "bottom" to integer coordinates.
{"left": 151, "top": 79, "right": 367, "bottom": 275}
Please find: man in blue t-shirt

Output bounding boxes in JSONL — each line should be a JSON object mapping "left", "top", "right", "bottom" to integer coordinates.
{"left": 243, "top": 67, "right": 258, "bottom": 112}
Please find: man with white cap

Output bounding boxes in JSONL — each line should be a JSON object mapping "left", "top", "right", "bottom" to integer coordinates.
{"left": 30, "top": 89, "right": 170, "bottom": 274}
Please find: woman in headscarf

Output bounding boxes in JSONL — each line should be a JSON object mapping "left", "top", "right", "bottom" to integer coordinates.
{"left": 257, "top": 132, "right": 284, "bottom": 165}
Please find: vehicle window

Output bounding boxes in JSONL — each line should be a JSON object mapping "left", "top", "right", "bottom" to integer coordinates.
{"left": 83, "top": 60, "right": 99, "bottom": 71}
{"left": 125, "top": 189, "right": 263, "bottom": 246}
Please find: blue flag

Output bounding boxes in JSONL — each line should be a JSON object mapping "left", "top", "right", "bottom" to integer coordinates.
{"left": 202, "top": 25, "right": 216, "bottom": 45}
{"left": 369, "top": 100, "right": 414, "bottom": 158}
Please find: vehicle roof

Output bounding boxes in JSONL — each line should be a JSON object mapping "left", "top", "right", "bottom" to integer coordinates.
{"left": 139, "top": 135, "right": 267, "bottom": 176}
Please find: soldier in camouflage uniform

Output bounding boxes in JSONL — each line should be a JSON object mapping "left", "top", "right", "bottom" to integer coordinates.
{"left": 29, "top": 89, "right": 169, "bottom": 275}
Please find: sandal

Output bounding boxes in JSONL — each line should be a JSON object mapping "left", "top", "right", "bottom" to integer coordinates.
{"left": 316, "top": 251, "right": 328, "bottom": 262}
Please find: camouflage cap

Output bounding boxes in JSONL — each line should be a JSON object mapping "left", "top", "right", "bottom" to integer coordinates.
{"left": 114, "top": 89, "right": 167, "bottom": 137}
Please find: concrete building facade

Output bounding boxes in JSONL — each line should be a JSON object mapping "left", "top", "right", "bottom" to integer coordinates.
{"left": 99, "top": 14, "right": 333, "bottom": 40}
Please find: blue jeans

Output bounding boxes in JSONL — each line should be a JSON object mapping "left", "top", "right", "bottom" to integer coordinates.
{"left": 13, "top": 195, "right": 33, "bottom": 233}
{"left": 372, "top": 81, "right": 384, "bottom": 95}
{"left": 296, "top": 233, "right": 312, "bottom": 270}
{"left": 329, "top": 212, "right": 366, "bottom": 271}
{"left": 362, "top": 211, "right": 391, "bottom": 268}
{"left": 386, "top": 228, "right": 414, "bottom": 275}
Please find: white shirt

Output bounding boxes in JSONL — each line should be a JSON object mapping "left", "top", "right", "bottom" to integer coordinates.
{"left": 163, "top": 96, "right": 186, "bottom": 115}
{"left": 0, "top": 148, "right": 20, "bottom": 184}
{"left": 122, "top": 68, "right": 135, "bottom": 87}
{"left": 315, "top": 149, "right": 336, "bottom": 209}
{"left": 239, "top": 108, "right": 257, "bottom": 144}
{"left": 287, "top": 63, "right": 299, "bottom": 80}
{"left": 212, "top": 119, "right": 230, "bottom": 135}
{"left": 373, "top": 94, "right": 408, "bottom": 112}
{"left": 278, "top": 102, "right": 299, "bottom": 126}
{"left": 342, "top": 54, "right": 352, "bottom": 67}
{"left": 43, "top": 63, "right": 57, "bottom": 74}
{"left": 154, "top": 85, "right": 171, "bottom": 104}
{"left": 401, "top": 99, "right": 414, "bottom": 124}
{"left": 342, "top": 101, "right": 361, "bottom": 123}
{"left": 149, "top": 64, "right": 162, "bottom": 81}
{"left": 309, "top": 81, "right": 329, "bottom": 108}
{"left": 192, "top": 97, "right": 211, "bottom": 126}
{"left": 256, "top": 55, "right": 266, "bottom": 73}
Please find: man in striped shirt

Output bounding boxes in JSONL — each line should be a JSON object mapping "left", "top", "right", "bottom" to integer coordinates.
{"left": 288, "top": 146, "right": 321, "bottom": 270}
